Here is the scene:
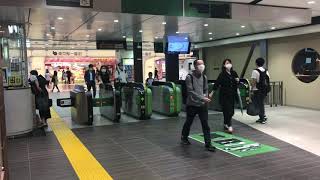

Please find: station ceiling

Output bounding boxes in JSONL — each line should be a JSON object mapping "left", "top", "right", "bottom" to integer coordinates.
{"left": 1, "top": 0, "right": 319, "bottom": 50}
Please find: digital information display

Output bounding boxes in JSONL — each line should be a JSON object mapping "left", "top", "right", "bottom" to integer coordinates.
{"left": 167, "top": 35, "right": 190, "bottom": 54}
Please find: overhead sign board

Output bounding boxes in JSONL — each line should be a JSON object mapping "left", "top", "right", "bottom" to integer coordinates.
{"left": 46, "top": 0, "right": 93, "bottom": 8}
{"left": 96, "top": 40, "right": 127, "bottom": 50}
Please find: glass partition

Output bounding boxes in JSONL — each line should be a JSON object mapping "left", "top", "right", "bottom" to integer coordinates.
{"left": 0, "top": 24, "right": 28, "bottom": 88}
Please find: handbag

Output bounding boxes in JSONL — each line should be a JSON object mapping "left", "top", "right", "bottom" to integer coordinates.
{"left": 246, "top": 102, "right": 259, "bottom": 116}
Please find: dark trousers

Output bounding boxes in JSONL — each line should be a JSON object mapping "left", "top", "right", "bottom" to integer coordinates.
{"left": 182, "top": 105, "right": 211, "bottom": 146}
{"left": 87, "top": 81, "right": 96, "bottom": 98}
{"left": 254, "top": 91, "right": 266, "bottom": 119}
{"left": 221, "top": 97, "right": 235, "bottom": 127}
{"left": 67, "top": 77, "right": 71, "bottom": 84}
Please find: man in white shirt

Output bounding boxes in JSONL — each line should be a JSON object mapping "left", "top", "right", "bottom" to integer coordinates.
{"left": 251, "top": 58, "right": 270, "bottom": 124}
{"left": 115, "top": 63, "right": 128, "bottom": 83}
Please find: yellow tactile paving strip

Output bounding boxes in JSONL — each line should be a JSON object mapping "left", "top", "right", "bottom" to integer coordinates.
{"left": 48, "top": 109, "right": 113, "bottom": 180}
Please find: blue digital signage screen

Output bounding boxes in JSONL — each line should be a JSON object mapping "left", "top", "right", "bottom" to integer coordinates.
{"left": 167, "top": 35, "right": 190, "bottom": 54}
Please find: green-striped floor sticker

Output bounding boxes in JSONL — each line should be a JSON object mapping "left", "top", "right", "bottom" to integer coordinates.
{"left": 189, "top": 132, "right": 279, "bottom": 158}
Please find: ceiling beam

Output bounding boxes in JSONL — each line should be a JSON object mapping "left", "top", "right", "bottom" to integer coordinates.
{"left": 249, "top": 0, "right": 263, "bottom": 5}
{"left": 194, "top": 24, "right": 320, "bottom": 48}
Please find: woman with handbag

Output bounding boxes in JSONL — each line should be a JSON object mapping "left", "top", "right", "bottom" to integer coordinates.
{"left": 212, "top": 59, "right": 239, "bottom": 134}
{"left": 29, "top": 70, "right": 51, "bottom": 127}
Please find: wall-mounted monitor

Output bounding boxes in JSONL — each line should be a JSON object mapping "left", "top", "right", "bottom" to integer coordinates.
{"left": 166, "top": 35, "right": 190, "bottom": 54}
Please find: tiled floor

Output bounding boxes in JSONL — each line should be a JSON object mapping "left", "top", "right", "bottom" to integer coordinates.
{"left": 8, "top": 111, "right": 320, "bottom": 180}
{"left": 234, "top": 106, "right": 320, "bottom": 156}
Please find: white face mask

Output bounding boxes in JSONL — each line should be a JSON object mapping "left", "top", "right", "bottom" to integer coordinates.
{"left": 101, "top": 69, "right": 107, "bottom": 73}
{"left": 225, "top": 63, "right": 232, "bottom": 70}
{"left": 197, "top": 64, "right": 205, "bottom": 73}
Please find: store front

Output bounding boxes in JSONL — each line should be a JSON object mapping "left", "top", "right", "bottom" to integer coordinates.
{"left": 28, "top": 49, "right": 117, "bottom": 84}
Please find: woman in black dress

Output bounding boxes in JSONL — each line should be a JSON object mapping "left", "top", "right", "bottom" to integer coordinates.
{"left": 213, "top": 59, "right": 239, "bottom": 133}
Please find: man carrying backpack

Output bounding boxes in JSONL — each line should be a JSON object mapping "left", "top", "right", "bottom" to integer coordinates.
{"left": 181, "top": 59, "right": 216, "bottom": 152}
{"left": 251, "top": 58, "right": 271, "bottom": 124}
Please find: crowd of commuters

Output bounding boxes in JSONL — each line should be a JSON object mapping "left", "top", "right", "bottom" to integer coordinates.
{"left": 29, "top": 58, "right": 270, "bottom": 150}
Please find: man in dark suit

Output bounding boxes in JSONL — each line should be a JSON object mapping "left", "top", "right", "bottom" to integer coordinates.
{"left": 84, "top": 64, "right": 96, "bottom": 97}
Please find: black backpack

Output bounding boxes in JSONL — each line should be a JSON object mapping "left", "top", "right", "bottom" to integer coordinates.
{"left": 256, "top": 69, "right": 271, "bottom": 94}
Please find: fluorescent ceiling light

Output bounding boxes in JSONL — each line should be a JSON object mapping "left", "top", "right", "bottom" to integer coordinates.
{"left": 308, "top": 1, "right": 316, "bottom": 4}
{"left": 271, "top": 27, "right": 276, "bottom": 30}
{"left": 114, "top": 19, "right": 119, "bottom": 23}
{"left": 209, "top": 38, "right": 213, "bottom": 40}
{"left": 204, "top": 24, "right": 208, "bottom": 27}
{"left": 139, "top": 30, "right": 143, "bottom": 33}
{"left": 155, "top": 36, "right": 158, "bottom": 39}
{"left": 162, "top": 22, "right": 166, "bottom": 25}
{"left": 57, "top": 17, "right": 63, "bottom": 20}
{"left": 86, "top": 34, "right": 90, "bottom": 37}
{"left": 241, "top": 25, "right": 246, "bottom": 28}
{"left": 236, "top": 33, "right": 240, "bottom": 36}
{"left": 51, "top": 27, "right": 55, "bottom": 30}
{"left": 208, "top": 32, "right": 212, "bottom": 35}
{"left": 98, "top": 28, "right": 102, "bottom": 31}
{"left": 176, "top": 31, "right": 180, "bottom": 34}
{"left": 122, "top": 36, "right": 126, "bottom": 38}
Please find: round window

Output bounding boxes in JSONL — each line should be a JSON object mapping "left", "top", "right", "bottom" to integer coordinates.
{"left": 292, "top": 48, "right": 320, "bottom": 83}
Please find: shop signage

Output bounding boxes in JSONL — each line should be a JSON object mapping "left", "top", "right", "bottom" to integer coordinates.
{"left": 52, "top": 51, "right": 83, "bottom": 56}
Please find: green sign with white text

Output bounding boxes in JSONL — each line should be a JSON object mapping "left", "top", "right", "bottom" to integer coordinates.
{"left": 189, "top": 132, "right": 279, "bottom": 157}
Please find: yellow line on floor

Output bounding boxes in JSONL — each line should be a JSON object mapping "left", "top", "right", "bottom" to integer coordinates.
{"left": 48, "top": 109, "right": 113, "bottom": 180}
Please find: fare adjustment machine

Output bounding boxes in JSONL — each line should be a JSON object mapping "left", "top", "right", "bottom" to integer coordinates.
{"left": 57, "top": 85, "right": 120, "bottom": 125}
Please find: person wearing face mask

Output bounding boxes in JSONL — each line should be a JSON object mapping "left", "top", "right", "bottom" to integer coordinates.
{"left": 212, "top": 59, "right": 239, "bottom": 134}
{"left": 99, "top": 65, "right": 110, "bottom": 84}
{"left": 181, "top": 59, "right": 216, "bottom": 152}
{"left": 84, "top": 64, "right": 97, "bottom": 97}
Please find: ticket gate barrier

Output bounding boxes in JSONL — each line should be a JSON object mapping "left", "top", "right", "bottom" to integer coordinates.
{"left": 151, "top": 81, "right": 182, "bottom": 116}
{"left": 57, "top": 85, "right": 119, "bottom": 125}
{"left": 99, "top": 84, "right": 121, "bottom": 122}
{"left": 121, "top": 82, "right": 152, "bottom": 120}
{"left": 208, "top": 80, "right": 222, "bottom": 111}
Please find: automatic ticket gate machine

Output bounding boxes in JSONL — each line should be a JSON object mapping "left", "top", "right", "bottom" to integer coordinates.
{"left": 150, "top": 81, "right": 182, "bottom": 116}
{"left": 57, "top": 85, "right": 121, "bottom": 125}
{"left": 121, "top": 82, "right": 152, "bottom": 120}
{"left": 57, "top": 85, "right": 93, "bottom": 125}
{"left": 99, "top": 84, "right": 121, "bottom": 122}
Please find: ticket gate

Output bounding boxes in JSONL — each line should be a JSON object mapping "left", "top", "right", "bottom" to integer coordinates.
{"left": 99, "top": 84, "right": 121, "bottom": 122}
{"left": 57, "top": 85, "right": 120, "bottom": 125}
{"left": 151, "top": 81, "right": 182, "bottom": 116}
{"left": 121, "top": 82, "right": 152, "bottom": 120}
{"left": 56, "top": 85, "right": 93, "bottom": 125}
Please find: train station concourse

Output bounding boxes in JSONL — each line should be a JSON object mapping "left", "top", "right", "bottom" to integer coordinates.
{"left": 1, "top": 0, "right": 320, "bottom": 180}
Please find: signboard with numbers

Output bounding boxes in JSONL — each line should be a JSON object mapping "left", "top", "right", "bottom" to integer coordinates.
{"left": 7, "top": 75, "right": 22, "bottom": 87}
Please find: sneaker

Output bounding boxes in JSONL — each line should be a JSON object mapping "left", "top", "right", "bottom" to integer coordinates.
{"left": 205, "top": 145, "right": 216, "bottom": 152}
{"left": 228, "top": 126, "right": 233, "bottom": 134}
{"left": 223, "top": 125, "right": 233, "bottom": 134}
{"left": 256, "top": 118, "right": 267, "bottom": 124}
{"left": 181, "top": 138, "right": 191, "bottom": 145}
